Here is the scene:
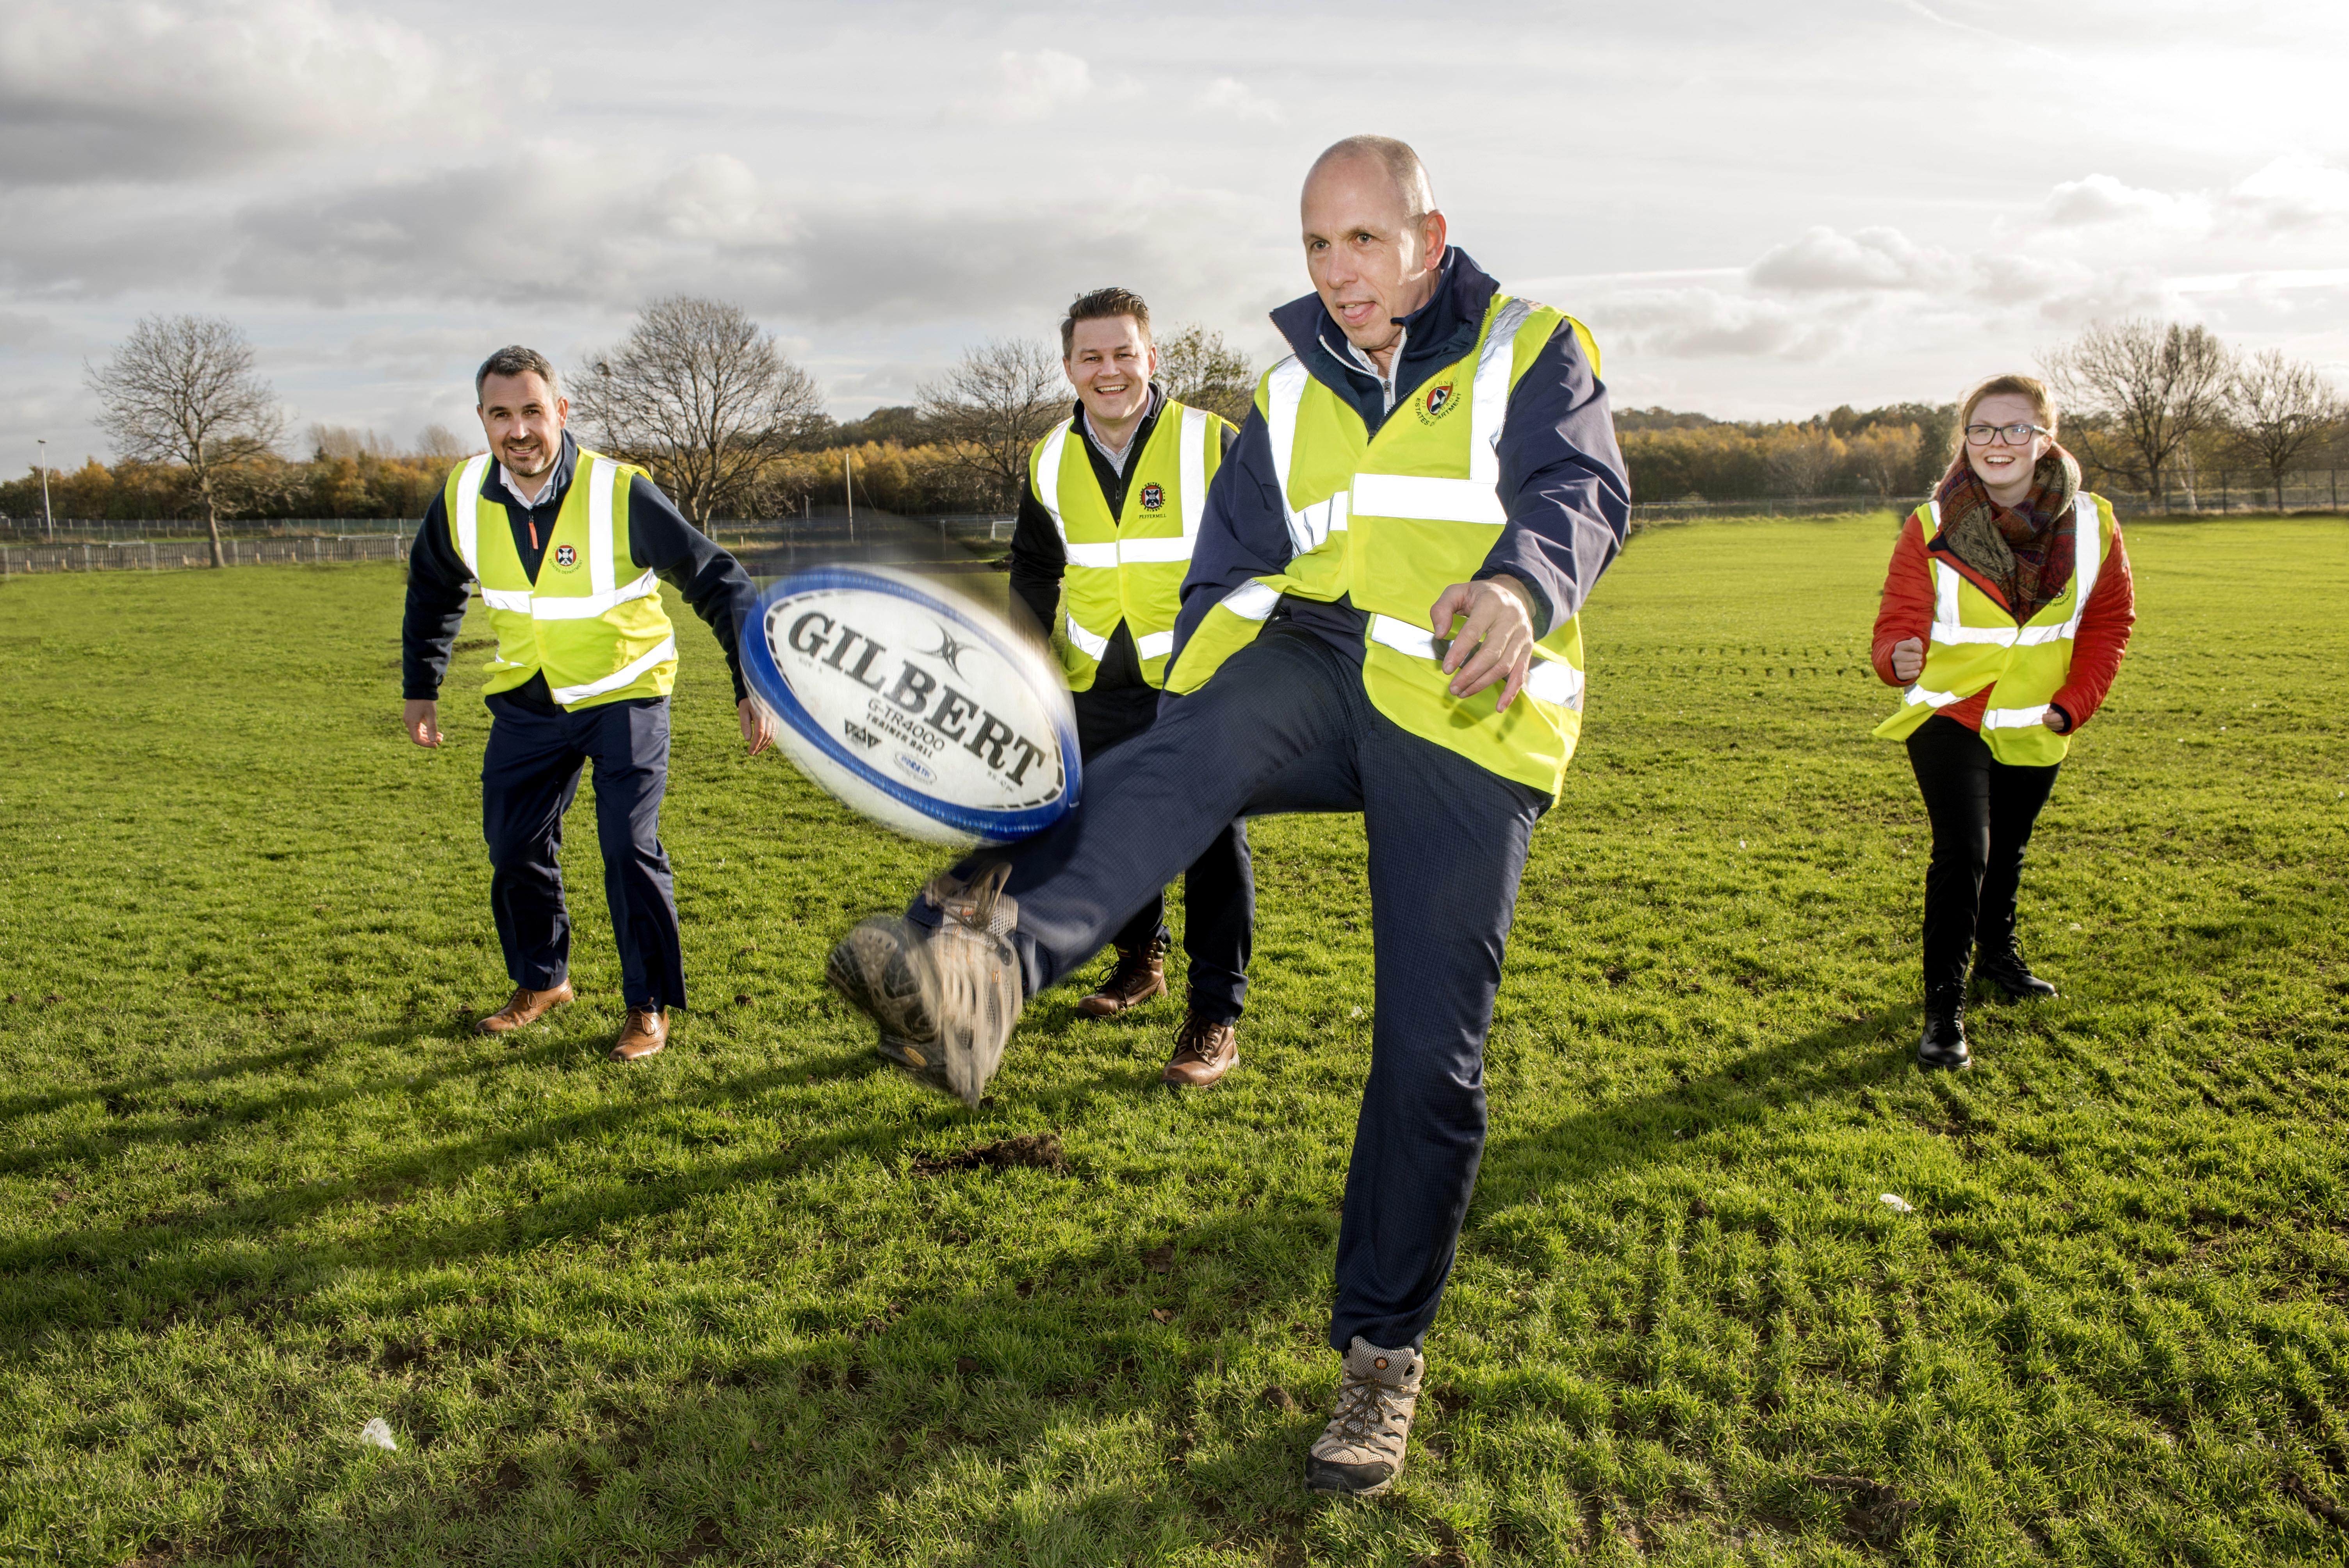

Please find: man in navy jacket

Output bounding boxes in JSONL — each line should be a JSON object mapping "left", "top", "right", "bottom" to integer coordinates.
{"left": 825, "top": 136, "right": 1629, "bottom": 1495}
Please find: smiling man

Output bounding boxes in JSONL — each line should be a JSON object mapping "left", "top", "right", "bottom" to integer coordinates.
{"left": 1007, "top": 287, "right": 1251, "bottom": 1087}
{"left": 826, "top": 137, "right": 1628, "bottom": 1493}
{"left": 401, "top": 345, "right": 773, "bottom": 1063}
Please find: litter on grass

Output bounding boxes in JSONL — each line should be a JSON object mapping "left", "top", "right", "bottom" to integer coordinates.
{"left": 358, "top": 1418, "right": 397, "bottom": 1451}
{"left": 1879, "top": 1194, "right": 1914, "bottom": 1213}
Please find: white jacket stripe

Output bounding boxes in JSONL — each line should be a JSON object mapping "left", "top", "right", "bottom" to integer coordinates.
{"left": 453, "top": 454, "right": 491, "bottom": 576}
{"left": 1178, "top": 405, "right": 1210, "bottom": 544}
{"left": 585, "top": 455, "right": 616, "bottom": 597}
{"left": 547, "top": 635, "right": 676, "bottom": 704}
{"left": 1368, "top": 613, "right": 1581, "bottom": 709}
{"left": 1468, "top": 296, "right": 1532, "bottom": 488}
{"left": 1034, "top": 419, "right": 1072, "bottom": 545}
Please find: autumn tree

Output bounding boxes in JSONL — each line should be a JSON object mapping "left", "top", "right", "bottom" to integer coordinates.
{"left": 86, "top": 315, "right": 284, "bottom": 567}
{"left": 2046, "top": 319, "right": 2233, "bottom": 509}
{"left": 917, "top": 339, "right": 1066, "bottom": 509}
{"left": 1157, "top": 324, "right": 1255, "bottom": 424}
{"left": 2225, "top": 348, "right": 2342, "bottom": 510}
{"left": 574, "top": 296, "right": 827, "bottom": 523}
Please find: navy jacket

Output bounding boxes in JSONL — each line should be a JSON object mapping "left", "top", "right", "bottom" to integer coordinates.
{"left": 1170, "top": 248, "right": 1629, "bottom": 672}
{"left": 402, "top": 431, "right": 760, "bottom": 710}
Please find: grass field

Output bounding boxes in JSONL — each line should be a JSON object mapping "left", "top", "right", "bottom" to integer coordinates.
{"left": 2, "top": 513, "right": 2346, "bottom": 1566}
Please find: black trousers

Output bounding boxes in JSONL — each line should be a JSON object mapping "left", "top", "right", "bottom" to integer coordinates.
{"left": 481, "top": 692, "right": 686, "bottom": 1010}
{"left": 1904, "top": 714, "right": 2060, "bottom": 1003}
{"left": 937, "top": 624, "right": 1549, "bottom": 1352}
{"left": 1073, "top": 683, "right": 1254, "bottom": 1022}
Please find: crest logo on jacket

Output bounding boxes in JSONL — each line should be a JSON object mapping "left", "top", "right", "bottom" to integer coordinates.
{"left": 553, "top": 543, "right": 579, "bottom": 569}
{"left": 1139, "top": 482, "right": 1166, "bottom": 511}
{"left": 1417, "top": 382, "right": 1457, "bottom": 425}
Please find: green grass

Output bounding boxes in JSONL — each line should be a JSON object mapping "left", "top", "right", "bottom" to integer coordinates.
{"left": 2, "top": 513, "right": 2346, "bottom": 1566}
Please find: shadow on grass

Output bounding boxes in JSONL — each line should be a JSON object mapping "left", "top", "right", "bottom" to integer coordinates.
{"left": 21, "top": 999, "right": 1934, "bottom": 1564}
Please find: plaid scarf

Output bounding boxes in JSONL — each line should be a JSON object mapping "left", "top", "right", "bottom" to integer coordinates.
{"left": 1933, "top": 443, "right": 2082, "bottom": 623}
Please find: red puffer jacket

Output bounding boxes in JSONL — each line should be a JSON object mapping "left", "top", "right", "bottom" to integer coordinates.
{"left": 1870, "top": 508, "right": 2135, "bottom": 732}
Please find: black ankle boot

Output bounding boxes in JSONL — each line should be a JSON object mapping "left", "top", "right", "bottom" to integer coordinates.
{"left": 1973, "top": 946, "right": 2058, "bottom": 1001}
{"left": 1918, "top": 992, "right": 1970, "bottom": 1070}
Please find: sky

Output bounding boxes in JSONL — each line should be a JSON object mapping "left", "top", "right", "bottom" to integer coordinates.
{"left": 5, "top": 0, "right": 2349, "bottom": 471}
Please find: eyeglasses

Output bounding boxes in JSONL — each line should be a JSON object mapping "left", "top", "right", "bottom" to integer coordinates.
{"left": 1965, "top": 421, "right": 2050, "bottom": 447}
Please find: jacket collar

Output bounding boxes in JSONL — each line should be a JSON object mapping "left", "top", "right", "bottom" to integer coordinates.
{"left": 488, "top": 430, "right": 578, "bottom": 509}
{"left": 1268, "top": 248, "right": 1497, "bottom": 432}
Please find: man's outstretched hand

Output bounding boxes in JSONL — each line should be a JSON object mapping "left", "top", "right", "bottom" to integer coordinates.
{"left": 740, "top": 697, "right": 775, "bottom": 758}
{"left": 403, "top": 698, "right": 442, "bottom": 748}
{"left": 1429, "top": 576, "right": 1538, "bottom": 711}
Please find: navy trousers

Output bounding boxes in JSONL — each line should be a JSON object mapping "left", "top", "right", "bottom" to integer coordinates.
{"left": 949, "top": 622, "right": 1548, "bottom": 1352}
{"left": 1073, "top": 684, "right": 1254, "bottom": 1023}
{"left": 481, "top": 693, "right": 686, "bottom": 1010}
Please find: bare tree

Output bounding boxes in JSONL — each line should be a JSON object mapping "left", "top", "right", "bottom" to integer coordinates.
{"left": 2046, "top": 319, "right": 2233, "bottom": 510}
{"left": 572, "top": 296, "right": 827, "bottom": 524}
{"left": 918, "top": 339, "right": 1066, "bottom": 509}
{"left": 2226, "top": 348, "right": 2343, "bottom": 511}
{"left": 1157, "top": 324, "right": 1255, "bottom": 424}
{"left": 86, "top": 315, "right": 283, "bottom": 567}
{"left": 414, "top": 424, "right": 471, "bottom": 461}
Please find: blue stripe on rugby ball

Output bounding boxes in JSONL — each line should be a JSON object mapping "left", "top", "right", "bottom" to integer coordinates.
{"left": 744, "top": 565, "right": 1080, "bottom": 842}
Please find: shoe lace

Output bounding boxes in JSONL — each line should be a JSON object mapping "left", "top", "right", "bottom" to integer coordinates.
{"left": 1328, "top": 1374, "right": 1395, "bottom": 1441}
{"left": 1172, "top": 1017, "right": 1222, "bottom": 1064}
{"left": 925, "top": 862, "right": 1014, "bottom": 937}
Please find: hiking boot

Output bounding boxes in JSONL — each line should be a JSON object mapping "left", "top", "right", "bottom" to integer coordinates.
{"left": 1306, "top": 1336, "right": 1424, "bottom": 1497}
{"left": 1162, "top": 1014, "right": 1239, "bottom": 1088}
{"left": 477, "top": 980, "right": 574, "bottom": 1035}
{"left": 1973, "top": 946, "right": 2058, "bottom": 1002}
{"left": 1079, "top": 934, "right": 1168, "bottom": 1017}
{"left": 827, "top": 864, "right": 1023, "bottom": 1107}
{"left": 1918, "top": 992, "right": 1970, "bottom": 1071}
{"left": 611, "top": 1006, "right": 667, "bottom": 1062}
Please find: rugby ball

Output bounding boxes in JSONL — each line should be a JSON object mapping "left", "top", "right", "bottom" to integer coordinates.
{"left": 743, "top": 565, "right": 1080, "bottom": 844}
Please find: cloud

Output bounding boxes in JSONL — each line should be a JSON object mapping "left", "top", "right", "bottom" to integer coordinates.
{"left": 2033, "top": 173, "right": 2208, "bottom": 232}
{"left": 1747, "top": 225, "right": 1965, "bottom": 293}
{"left": 2224, "top": 153, "right": 2349, "bottom": 234}
{"left": 0, "top": 0, "right": 487, "bottom": 184}
{"left": 945, "top": 49, "right": 1091, "bottom": 123}
{"left": 1198, "top": 77, "right": 1284, "bottom": 124}
{"left": 195, "top": 144, "right": 1287, "bottom": 335}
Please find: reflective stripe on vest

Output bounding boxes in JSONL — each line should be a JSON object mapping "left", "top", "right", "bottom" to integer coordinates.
{"left": 1031, "top": 400, "right": 1223, "bottom": 690}
{"left": 1169, "top": 294, "right": 1593, "bottom": 799}
{"left": 1900, "top": 492, "right": 2100, "bottom": 715}
{"left": 447, "top": 448, "right": 678, "bottom": 710}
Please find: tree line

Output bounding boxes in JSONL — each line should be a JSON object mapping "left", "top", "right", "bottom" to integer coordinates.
{"left": 8, "top": 302, "right": 2342, "bottom": 565}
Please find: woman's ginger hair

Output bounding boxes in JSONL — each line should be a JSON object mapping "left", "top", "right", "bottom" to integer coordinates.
{"left": 1955, "top": 374, "right": 2059, "bottom": 456}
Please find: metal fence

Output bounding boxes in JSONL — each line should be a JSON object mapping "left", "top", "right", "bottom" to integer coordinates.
{"left": 0, "top": 535, "right": 412, "bottom": 576}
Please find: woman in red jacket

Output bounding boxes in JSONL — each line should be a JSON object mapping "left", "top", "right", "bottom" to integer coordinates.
{"left": 1871, "top": 374, "right": 2135, "bottom": 1069}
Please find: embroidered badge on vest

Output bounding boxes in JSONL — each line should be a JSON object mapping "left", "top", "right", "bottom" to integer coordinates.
{"left": 1416, "top": 382, "right": 1457, "bottom": 425}
{"left": 1140, "top": 482, "right": 1166, "bottom": 511}
{"left": 553, "top": 543, "right": 579, "bottom": 570}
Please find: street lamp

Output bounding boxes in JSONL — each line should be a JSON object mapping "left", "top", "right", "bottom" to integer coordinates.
{"left": 36, "top": 438, "right": 52, "bottom": 542}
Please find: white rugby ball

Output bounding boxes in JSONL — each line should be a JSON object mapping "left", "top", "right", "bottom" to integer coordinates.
{"left": 744, "top": 565, "right": 1080, "bottom": 844}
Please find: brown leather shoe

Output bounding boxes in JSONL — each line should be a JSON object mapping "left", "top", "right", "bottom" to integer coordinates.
{"left": 611, "top": 1007, "right": 667, "bottom": 1062}
{"left": 1079, "top": 937, "right": 1167, "bottom": 1017}
{"left": 477, "top": 981, "right": 574, "bottom": 1035}
{"left": 1162, "top": 1014, "right": 1238, "bottom": 1087}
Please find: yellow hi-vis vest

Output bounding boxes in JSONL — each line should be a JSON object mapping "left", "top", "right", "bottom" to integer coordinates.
{"left": 1028, "top": 399, "right": 1233, "bottom": 690}
{"left": 1872, "top": 492, "right": 2116, "bottom": 766}
{"left": 442, "top": 448, "right": 679, "bottom": 711}
{"left": 1167, "top": 296, "right": 1595, "bottom": 800}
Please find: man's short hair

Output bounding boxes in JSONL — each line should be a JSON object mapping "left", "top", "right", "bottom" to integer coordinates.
{"left": 1061, "top": 287, "right": 1151, "bottom": 357}
{"left": 1311, "top": 135, "right": 1437, "bottom": 222}
{"left": 475, "top": 344, "right": 560, "bottom": 403}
